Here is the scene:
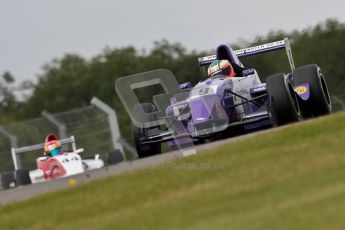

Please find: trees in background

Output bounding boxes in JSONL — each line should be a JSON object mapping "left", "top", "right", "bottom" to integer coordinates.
{"left": 2, "top": 19, "right": 345, "bottom": 139}
{"left": 0, "top": 71, "right": 18, "bottom": 123}
{"left": 238, "top": 19, "right": 345, "bottom": 96}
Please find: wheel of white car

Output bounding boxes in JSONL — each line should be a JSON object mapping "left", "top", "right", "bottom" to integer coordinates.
{"left": 15, "top": 169, "right": 31, "bottom": 186}
{"left": 107, "top": 149, "right": 124, "bottom": 165}
{"left": 0, "top": 172, "right": 15, "bottom": 190}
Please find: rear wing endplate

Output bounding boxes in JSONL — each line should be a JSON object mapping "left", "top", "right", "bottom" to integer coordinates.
{"left": 11, "top": 136, "right": 77, "bottom": 170}
{"left": 198, "top": 38, "right": 295, "bottom": 72}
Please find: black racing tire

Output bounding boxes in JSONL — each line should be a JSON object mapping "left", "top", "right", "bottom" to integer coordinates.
{"left": 221, "top": 125, "right": 244, "bottom": 139}
{"left": 131, "top": 103, "right": 162, "bottom": 158}
{"left": 107, "top": 149, "right": 124, "bottom": 164}
{"left": 293, "top": 64, "right": 331, "bottom": 117}
{"left": 15, "top": 169, "right": 31, "bottom": 186}
{"left": 0, "top": 172, "right": 15, "bottom": 190}
{"left": 267, "top": 73, "right": 301, "bottom": 125}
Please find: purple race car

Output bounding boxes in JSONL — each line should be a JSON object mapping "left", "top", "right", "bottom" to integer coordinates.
{"left": 115, "top": 38, "right": 331, "bottom": 158}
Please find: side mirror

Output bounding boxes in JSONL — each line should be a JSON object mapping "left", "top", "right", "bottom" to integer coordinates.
{"left": 179, "top": 82, "right": 192, "bottom": 89}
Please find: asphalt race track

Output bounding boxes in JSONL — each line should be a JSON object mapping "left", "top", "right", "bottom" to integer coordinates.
{"left": 0, "top": 127, "right": 281, "bottom": 205}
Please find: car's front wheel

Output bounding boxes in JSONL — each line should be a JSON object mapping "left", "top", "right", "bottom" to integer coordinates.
{"left": 107, "top": 149, "right": 124, "bottom": 164}
{"left": 293, "top": 64, "right": 331, "bottom": 117}
{"left": 267, "top": 73, "right": 301, "bottom": 125}
{"left": 131, "top": 103, "right": 162, "bottom": 158}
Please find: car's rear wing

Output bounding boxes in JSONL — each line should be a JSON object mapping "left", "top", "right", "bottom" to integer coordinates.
{"left": 11, "top": 136, "right": 77, "bottom": 170}
{"left": 198, "top": 38, "right": 295, "bottom": 72}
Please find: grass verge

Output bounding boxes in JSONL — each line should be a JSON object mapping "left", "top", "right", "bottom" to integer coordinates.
{"left": 1, "top": 112, "right": 345, "bottom": 230}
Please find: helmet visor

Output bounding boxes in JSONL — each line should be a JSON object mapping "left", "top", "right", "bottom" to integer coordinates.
{"left": 50, "top": 148, "right": 61, "bottom": 157}
{"left": 211, "top": 66, "right": 231, "bottom": 77}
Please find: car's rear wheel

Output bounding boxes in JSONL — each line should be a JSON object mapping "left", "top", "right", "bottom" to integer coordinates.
{"left": 0, "top": 172, "right": 15, "bottom": 190}
{"left": 15, "top": 169, "right": 31, "bottom": 186}
{"left": 132, "top": 103, "right": 161, "bottom": 158}
{"left": 267, "top": 73, "right": 301, "bottom": 125}
{"left": 107, "top": 149, "right": 124, "bottom": 164}
{"left": 293, "top": 64, "right": 331, "bottom": 117}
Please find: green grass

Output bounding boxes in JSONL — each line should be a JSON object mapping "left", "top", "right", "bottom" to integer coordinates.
{"left": 1, "top": 112, "right": 345, "bottom": 230}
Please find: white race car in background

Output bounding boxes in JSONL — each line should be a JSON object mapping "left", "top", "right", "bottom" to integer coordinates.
{"left": 0, "top": 135, "right": 123, "bottom": 190}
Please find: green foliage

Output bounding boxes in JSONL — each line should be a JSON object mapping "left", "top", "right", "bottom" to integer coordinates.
{"left": 20, "top": 55, "right": 89, "bottom": 117}
{"left": 15, "top": 41, "right": 202, "bottom": 140}
{"left": 238, "top": 19, "right": 345, "bottom": 95}
{"left": 2, "top": 19, "right": 345, "bottom": 141}
{"left": 2, "top": 71, "right": 15, "bottom": 84}
{"left": 0, "top": 71, "right": 18, "bottom": 117}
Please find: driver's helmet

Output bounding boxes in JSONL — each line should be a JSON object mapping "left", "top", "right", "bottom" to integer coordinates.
{"left": 44, "top": 133, "right": 62, "bottom": 157}
{"left": 207, "top": 59, "right": 235, "bottom": 77}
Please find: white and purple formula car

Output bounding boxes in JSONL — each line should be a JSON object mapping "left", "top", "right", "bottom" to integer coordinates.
{"left": 116, "top": 38, "right": 331, "bottom": 158}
